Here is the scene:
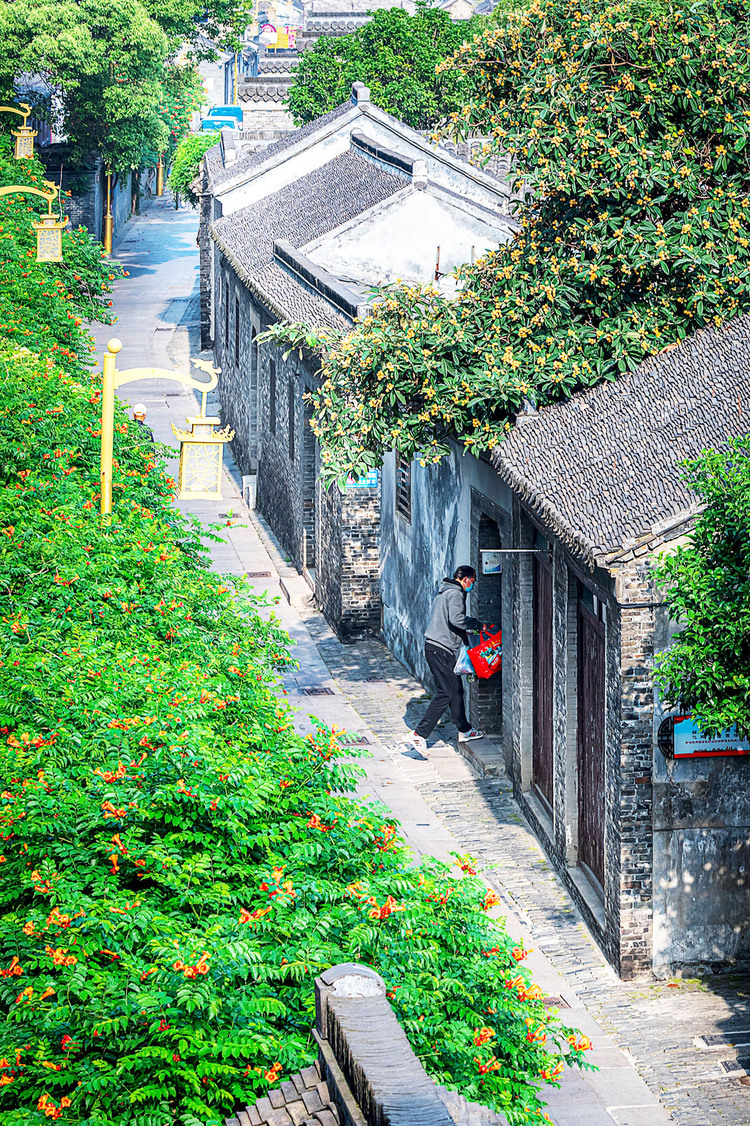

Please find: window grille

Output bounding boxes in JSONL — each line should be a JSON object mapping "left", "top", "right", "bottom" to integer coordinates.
{"left": 234, "top": 296, "right": 240, "bottom": 364}
{"left": 395, "top": 452, "right": 411, "bottom": 521}
{"left": 269, "top": 359, "right": 276, "bottom": 435}
{"left": 288, "top": 379, "right": 295, "bottom": 462}
{"left": 224, "top": 289, "right": 229, "bottom": 348}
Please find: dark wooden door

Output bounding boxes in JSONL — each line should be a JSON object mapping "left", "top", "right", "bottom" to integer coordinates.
{"left": 532, "top": 556, "right": 554, "bottom": 809}
{"left": 577, "top": 601, "right": 606, "bottom": 892}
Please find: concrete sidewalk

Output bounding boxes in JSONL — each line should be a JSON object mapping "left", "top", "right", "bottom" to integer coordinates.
{"left": 91, "top": 194, "right": 681, "bottom": 1126}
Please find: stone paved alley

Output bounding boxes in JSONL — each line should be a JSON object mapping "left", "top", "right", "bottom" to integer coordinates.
{"left": 92, "top": 192, "right": 750, "bottom": 1126}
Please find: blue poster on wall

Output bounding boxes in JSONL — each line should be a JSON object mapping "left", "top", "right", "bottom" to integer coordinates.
{"left": 672, "top": 715, "right": 750, "bottom": 759}
{"left": 346, "top": 469, "right": 379, "bottom": 489}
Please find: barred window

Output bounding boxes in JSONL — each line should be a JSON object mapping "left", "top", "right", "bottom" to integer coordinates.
{"left": 224, "top": 290, "right": 229, "bottom": 348}
{"left": 269, "top": 358, "right": 276, "bottom": 435}
{"left": 395, "top": 452, "right": 411, "bottom": 522}
{"left": 234, "top": 296, "right": 240, "bottom": 364}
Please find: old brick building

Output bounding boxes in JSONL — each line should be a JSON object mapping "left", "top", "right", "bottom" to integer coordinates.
{"left": 380, "top": 317, "right": 750, "bottom": 976}
{"left": 201, "top": 83, "right": 514, "bottom": 637}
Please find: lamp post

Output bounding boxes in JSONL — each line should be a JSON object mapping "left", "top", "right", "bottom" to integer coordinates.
{"left": 156, "top": 155, "right": 164, "bottom": 197}
{"left": 103, "top": 167, "right": 114, "bottom": 255}
{"left": 98, "top": 339, "right": 233, "bottom": 522}
{"left": 0, "top": 103, "right": 37, "bottom": 159}
{"left": 0, "top": 179, "right": 66, "bottom": 261}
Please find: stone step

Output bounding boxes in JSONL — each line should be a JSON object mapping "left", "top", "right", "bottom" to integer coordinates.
{"left": 453, "top": 733, "right": 506, "bottom": 779}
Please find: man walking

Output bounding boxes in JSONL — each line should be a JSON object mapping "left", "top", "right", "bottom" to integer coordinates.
{"left": 403, "top": 565, "right": 486, "bottom": 759}
{"left": 131, "top": 403, "right": 155, "bottom": 444}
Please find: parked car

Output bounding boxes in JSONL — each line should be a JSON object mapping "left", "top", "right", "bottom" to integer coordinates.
{"left": 201, "top": 117, "right": 240, "bottom": 132}
{"left": 207, "top": 105, "right": 243, "bottom": 126}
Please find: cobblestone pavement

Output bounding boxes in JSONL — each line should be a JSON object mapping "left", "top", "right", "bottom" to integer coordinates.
{"left": 301, "top": 619, "right": 750, "bottom": 1126}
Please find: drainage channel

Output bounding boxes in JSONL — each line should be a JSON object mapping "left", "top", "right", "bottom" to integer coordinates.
{"left": 694, "top": 1030, "right": 750, "bottom": 1079}
{"left": 695, "top": 1032, "right": 750, "bottom": 1051}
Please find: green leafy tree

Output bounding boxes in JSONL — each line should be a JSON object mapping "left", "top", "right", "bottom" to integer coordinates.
{"left": 141, "top": 0, "right": 254, "bottom": 54}
{"left": 287, "top": 3, "right": 477, "bottom": 130}
{"left": 655, "top": 438, "right": 750, "bottom": 738}
{"left": 0, "top": 0, "right": 220, "bottom": 174}
{"left": 0, "top": 138, "right": 119, "bottom": 364}
{"left": 169, "top": 132, "right": 219, "bottom": 205}
{"left": 269, "top": 0, "right": 750, "bottom": 483}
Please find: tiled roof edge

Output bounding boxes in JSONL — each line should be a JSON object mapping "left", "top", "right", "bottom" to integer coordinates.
{"left": 491, "top": 444, "right": 604, "bottom": 567}
{"left": 209, "top": 223, "right": 290, "bottom": 324}
{"left": 273, "top": 239, "right": 366, "bottom": 320}
{"left": 350, "top": 129, "right": 414, "bottom": 178}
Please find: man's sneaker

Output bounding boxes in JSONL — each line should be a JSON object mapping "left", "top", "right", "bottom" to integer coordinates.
{"left": 403, "top": 732, "right": 429, "bottom": 759}
{"left": 458, "top": 728, "right": 484, "bottom": 742}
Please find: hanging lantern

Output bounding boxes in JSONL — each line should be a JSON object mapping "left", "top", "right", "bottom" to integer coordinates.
{"left": 172, "top": 415, "right": 234, "bottom": 500}
{"left": 33, "top": 211, "right": 66, "bottom": 263}
{"left": 11, "top": 123, "right": 37, "bottom": 160}
{"left": 0, "top": 178, "right": 65, "bottom": 263}
{"left": 0, "top": 104, "right": 36, "bottom": 159}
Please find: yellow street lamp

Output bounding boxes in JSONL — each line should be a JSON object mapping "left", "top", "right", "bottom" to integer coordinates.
{"left": 0, "top": 179, "right": 66, "bottom": 262}
{"left": 0, "top": 103, "right": 37, "bottom": 159}
{"left": 103, "top": 167, "right": 114, "bottom": 255}
{"left": 99, "top": 339, "right": 234, "bottom": 522}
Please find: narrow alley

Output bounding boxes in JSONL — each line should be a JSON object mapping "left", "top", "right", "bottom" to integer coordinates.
{"left": 95, "top": 192, "right": 750, "bottom": 1126}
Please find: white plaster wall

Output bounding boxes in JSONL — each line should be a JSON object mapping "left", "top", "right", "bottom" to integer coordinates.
{"left": 380, "top": 443, "right": 512, "bottom": 685}
{"left": 304, "top": 189, "right": 512, "bottom": 292}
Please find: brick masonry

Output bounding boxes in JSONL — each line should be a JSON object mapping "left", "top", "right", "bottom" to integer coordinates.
{"left": 39, "top": 150, "right": 140, "bottom": 245}
{"left": 211, "top": 253, "right": 381, "bottom": 641}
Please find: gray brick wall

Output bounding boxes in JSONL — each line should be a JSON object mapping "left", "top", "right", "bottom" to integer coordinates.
{"left": 615, "top": 559, "right": 656, "bottom": 977}
{"left": 212, "top": 254, "right": 381, "bottom": 640}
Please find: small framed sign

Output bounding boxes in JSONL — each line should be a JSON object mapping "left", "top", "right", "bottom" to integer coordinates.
{"left": 658, "top": 714, "right": 750, "bottom": 759}
{"left": 346, "top": 469, "right": 379, "bottom": 489}
{"left": 481, "top": 550, "right": 503, "bottom": 575}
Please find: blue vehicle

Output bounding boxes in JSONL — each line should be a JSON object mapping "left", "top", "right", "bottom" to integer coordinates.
{"left": 207, "top": 105, "right": 243, "bottom": 126}
{"left": 201, "top": 116, "right": 240, "bottom": 132}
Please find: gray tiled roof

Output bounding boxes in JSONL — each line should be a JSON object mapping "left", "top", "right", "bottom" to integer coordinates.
{"left": 492, "top": 317, "right": 750, "bottom": 564}
{"left": 226, "top": 1060, "right": 339, "bottom": 1126}
{"left": 210, "top": 147, "right": 406, "bottom": 328}
{"left": 206, "top": 103, "right": 354, "bottom": 189}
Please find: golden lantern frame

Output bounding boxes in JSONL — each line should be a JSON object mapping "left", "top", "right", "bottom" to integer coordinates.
{"left": 0, "top": 103, "right": 37, "bottom": 159}
{"left": 0, "top": 179, "right": 66, "bottom": 262}
{"left": 99, "top": 339, "right": 233, "bottom": 522}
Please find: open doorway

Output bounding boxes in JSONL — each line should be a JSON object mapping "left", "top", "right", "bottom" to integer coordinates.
{"left": 468, "top": 512, "right": 503, "bottom": 735}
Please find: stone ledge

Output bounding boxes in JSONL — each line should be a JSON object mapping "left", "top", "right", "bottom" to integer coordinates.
{"left": 453, "top": 733, "right": 507, "bottom": 779}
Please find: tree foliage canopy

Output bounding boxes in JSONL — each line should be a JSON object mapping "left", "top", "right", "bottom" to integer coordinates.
{"left": 169, "top": 132, "right": 219, "bottom": 205}
{"left": 0, "top": 0, "right": 227, "bottom": 172}
{"left": 270, "top": 0, "right": 750, "bottom": 483}
{"left": 655, "top": 438, "right": 750, "bottom": 738}
{"left": 286, "top": 3, "right": 477, "bottom": 130}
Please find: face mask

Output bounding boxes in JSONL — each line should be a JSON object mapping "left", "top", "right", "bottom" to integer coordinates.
{"left": 466, "top": 580, "right": 475, "bottom": 591}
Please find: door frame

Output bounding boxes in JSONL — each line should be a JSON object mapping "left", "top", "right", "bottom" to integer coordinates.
{"left": 576, "top": 591, "right": 606, "bottom": 898}
{"left": 532, "top": 551, "right": 554, "bottom": 812}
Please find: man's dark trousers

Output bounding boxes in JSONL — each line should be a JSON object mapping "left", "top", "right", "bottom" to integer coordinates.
{"left": 415, "top": 641, "right": 469, "bottom": 739}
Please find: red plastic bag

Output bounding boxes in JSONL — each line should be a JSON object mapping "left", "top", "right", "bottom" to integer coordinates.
{"left": 468, "top": 629, "right": 503, "bottom": 679}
